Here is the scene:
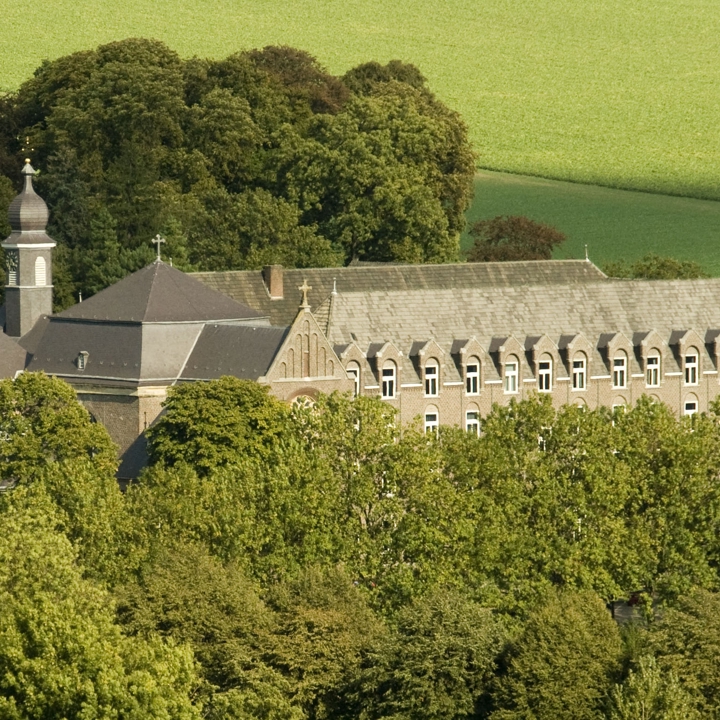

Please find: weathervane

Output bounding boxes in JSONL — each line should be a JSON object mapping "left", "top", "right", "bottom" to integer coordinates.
{"left": 299, "top": 278, "right": 312, "bottom": 309}
{"left": 20, "top": 135, "right": 34, "bottom": 158}
{"left": 152, "top": 234, "right": 166, "bottom": 262}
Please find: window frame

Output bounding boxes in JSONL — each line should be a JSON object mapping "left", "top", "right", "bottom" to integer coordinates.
{"left": 572, "top": 356, "right": 586, "bottom": 391}
{"left": 685, "top": 352, "right": 698, "bottom": 386}
{"left": 424, "top": 360, "right": 439, "bottom": 397}
{"left": 504, "top": 359, "right": 519, "bottom": 394}
{"left": 34, "top": 256, "right": 46, "bottom": 287}
{"left": 465, "top": 361, "right": 480, "bottom": 396}
{"left": 381, "top": 362, "right": 396, "bottom": 399}
{"left": 465, "top": 409, "right": 480, "bottom": 435}
{"left": 424, "top": 408, "right": 439, "bottom": 435}
{"left": 612, "top": 354, "right": 627, "bottom": 389}
{"left": 684, "top": 400, "right": 698, "bottom": 416}
{"left": 346, "top": 362, "right": 360, "bottom": 397}
{"left": 538, "top": 359, "right": 552, "bottom": 392}
{"left": 646, "top": 355, "right": 660, "bottom": 388}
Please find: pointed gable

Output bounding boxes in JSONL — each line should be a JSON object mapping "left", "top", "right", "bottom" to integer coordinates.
{"left": 58, "top": 262, "right": 266, "bottom": 323}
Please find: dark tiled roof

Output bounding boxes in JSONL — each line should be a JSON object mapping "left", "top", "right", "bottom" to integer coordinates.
{"left": 59, "top": 262, "right": 265, "bottom": 323}
{"left": 192, "top": 260, "right": 608, "bottom": 327}
{"left": 0, "top": 332, "right": 27, "bottom": 378}
{"left": 325, "top": 279, "right": 720, "bottom": 349}
{"left": 179, "top": 324, "right": 289, "bottom": 381}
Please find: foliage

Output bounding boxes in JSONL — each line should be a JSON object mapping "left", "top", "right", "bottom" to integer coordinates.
{"left": 602, "top": 253, "right": 709, "bottom": 280}
{"left": 467, "top": 215, "right": 566, "bottom": 262}
{"left": 0, "top": 502, "right": 200, "bottom": 719}
{"left": 347, "top": 589, "right": 505, "bottom": 720}
{"left": 146, "top": 376, "right": 290, "bottom": 475}
{"left": 647, "top": 589, "right": 720, "bottom": 717}
{"left": 490, "top": 590, "right": 622, "bottom": 720}
{"left": 0, "top": 39, "right": 474, "bottom": 306}
{"left": 0, "top": 371, "right": 117, "bottom": 481}
{"left": 608, "top": 655, "right": 701, "bottom": 720}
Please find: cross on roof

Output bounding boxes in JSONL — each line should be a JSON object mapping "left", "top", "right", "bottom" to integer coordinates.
{"left": 299, "top": 279, "right": 312, "bottom": 309}
{"left": 152, "top": 234, "right": 166, "bottom": 262}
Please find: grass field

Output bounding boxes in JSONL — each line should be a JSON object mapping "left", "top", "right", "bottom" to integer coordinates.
{"left": 3, "top": 0, "right": 720, "bottom": 201}
{"left": 465, "top": 171, "right": 720, "bottom": 275}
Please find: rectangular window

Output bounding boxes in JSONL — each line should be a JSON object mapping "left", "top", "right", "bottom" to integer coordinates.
{"left": 347, "top": 367, "right": 360, "bottom": 397}
{"left": 504, "top": 362, "right": 518, "bottom": 394}
{"left": 382, "top": 367, "right": 396, "bottom": 399}
{"left": 466, "top": 410, "right": 480, "bottom": 435}
{"left": 685, "top": 354, "right": 698, "bottom": 386}
{"left": 424, "top": 412, "right": 439, "bottom": 435}
{"left": 7, "top": 269, "right": 16, "bottom": 285}
{"left": 425, "top": 365, "right": 438, "bottom": 397}
{"left": 646, "top": 356, "right": 660, "bottom": 388}
{"left": 538, "top": 361, "right": 552, "bottom": 392}
{"left": 466, "top": 364, "right": 479, "bottom": 395}
{"left": 613, "top": 357, "right": 626, "bottom": 389}
{"left": 572, "top": 359, "right": 586, "bottom": 390}
{"left": 684, "top": 401, "right": 698, "bottom": 416}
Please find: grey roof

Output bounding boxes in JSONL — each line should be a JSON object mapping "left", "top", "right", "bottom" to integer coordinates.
{"left": 2, "top": 161, "right": 55, "bottom": 247}
{"left": 179, "top": 324, "right": 289, "bottom": 381}
{"left": 59, "top": 261, "right": 265, "bottom": 323}
{"left": 0, "top": 332, "right": 27, "bottom": 378}
{"left": 192, "top": 260, "right": 608, "bottom": 327}
{"left": 324, "top": 279, "right": 720, "bottom": 348}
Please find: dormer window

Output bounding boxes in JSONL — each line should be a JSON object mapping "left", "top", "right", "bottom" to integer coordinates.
{"left": 466, "top": 361, "right": 479, "bottom": 395}
{"left": 538, "top": 358, "right": 552, "bottom": 392}
{"left": 612, "top": 354, "right": 627, "bottom": 389}
{"left": 76, "top": 351, "right": 89, "bottom": 371}
{"left": 504, "top": 359, "right": 518, "bottom": 394}
{"left": 572, "top": 356, "right": 586, "bottom": 390}
{"left": 346, "top": 362, "right": 360, "bottom": 397}
{"left": 382, "top": 362, "right": 396, "bottom": 399}
{"left": 685, "top": 352, "right": 698, "bottom": 386}
{"left": 646, "top": 355, "right": 660, "bottom": 387}
{"left": 424, "top": 361, "right": 438, "bottom": 397}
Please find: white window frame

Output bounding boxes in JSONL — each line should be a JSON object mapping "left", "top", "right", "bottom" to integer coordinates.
{"left": 685, "top": 353, "right": 698, "bottom": 386}
{"left": 572, "top": 357, "right": 586, "bottom": 390}
{"left": 538, "top": 359, "right": 552, "bottom": 392}
{"left": 424, "top": 409, "right": 439, "bottom": 435}
{"left": 424, "top": 361, "right": 438, "bottom": 397}
{"left": 612, "top": 355, "right": 627, "bottom": 389}
{"left": 504, "top": 360, "right": 518, "bottom": 394}
{"left": 465, "top": 410, "right": 480, "bottom": 435}
{"left": 347, "top": 363, "right": 360, "bottom": 397}
{"left": 382, "top": 363, "right": 396, "bottom": 399}
{"left": 684, "top": 400, "right": 698, "bottom": 416}
{"left": 646, "top": 355, "right": 660, "bottom": 388}
{"left": 465, "top": 362, "right": 479, "bottom": 396}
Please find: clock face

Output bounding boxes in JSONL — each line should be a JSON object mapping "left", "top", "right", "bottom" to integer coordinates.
{"left": 5, "top": 250, "right": 18, "bottom": 271}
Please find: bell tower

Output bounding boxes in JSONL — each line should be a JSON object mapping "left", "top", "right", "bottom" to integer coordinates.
{"left": 2, "top": 160, "right": 55, "bottom": 337}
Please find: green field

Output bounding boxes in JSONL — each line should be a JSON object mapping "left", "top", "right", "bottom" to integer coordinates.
{"left": 466, "top": 171, "right": 720, "bottom": 275}
{"left": 3, "top": 0, "right": 720, "bottom": 201}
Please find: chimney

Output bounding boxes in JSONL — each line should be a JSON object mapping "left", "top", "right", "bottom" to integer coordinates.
{"left": 262, "top": 265, "right": 284, "bottom": 299}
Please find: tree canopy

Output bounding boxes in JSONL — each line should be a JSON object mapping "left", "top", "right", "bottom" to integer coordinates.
{"left": 602, "top": 253, "right": 709, "bottom": 280}
{"left": 466, "top": 215, "right": 567, "bottom": 262}
{"left": 0, "top": 39, "right": 475, "bottom": 308}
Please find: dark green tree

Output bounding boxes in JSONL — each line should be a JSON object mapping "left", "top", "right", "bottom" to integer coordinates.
{"left": 467, "top": 215, "right": 567, "bottom": 262}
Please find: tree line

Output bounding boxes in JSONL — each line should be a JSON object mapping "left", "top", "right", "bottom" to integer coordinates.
{"left": 0, "top": 39, "right": 475, "bottom": 309}
{"left": 3, "top": 373, "right": 720, "bottom": 718}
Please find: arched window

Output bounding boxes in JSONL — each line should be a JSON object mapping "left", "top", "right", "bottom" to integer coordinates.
{"left": 646, "top": 353, "right": 660, "bottom": 388}
{"left": 504, "top": 355, "right": 519, "bottom": 394}
{"left": 34, "top": 256, "right": 46, "bottom": 286}
{"left": 465, "top": 358, "right": 480, "bottom": 395}
{"left": 612, "top": 351, "right": 627, "bottom": 389}
{"left": 572, "top": 353, "right": 587, "bottom": 390}
{"left": 684, "top": 393, "right": 699, "bottom": 416}
{"left": 465, "top": 405, "right": 480, "bottom": 435}
{"left": 424, "top": 405, "right": 439, "bottom": 434}
{"left": 424, "top": 359, "right": 439, "bottom": 397}
{"left": 382, "top": 361, "right": 396, "bottom": 399}
{"left": 538, "top": 354, "right": 552, "bottom": 392}
{"left": 346, "top": 362, "right": 361, "bottom": 397}
{"left": 684, "top": 350, "right": 699, "bottom": 386}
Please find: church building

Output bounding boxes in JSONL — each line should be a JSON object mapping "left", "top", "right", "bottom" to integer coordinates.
{"left": 4, "top": 161, "right": 720, "bottom": 477}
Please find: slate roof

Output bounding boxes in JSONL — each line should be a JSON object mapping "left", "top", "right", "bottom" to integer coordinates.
{"left": 0, "top": 332, "right": 27, "bottom": 378}
{"left": 192, "top": 260, "right": 608, "bottom": 327}
{"left": 179, "top": 325, "right": 289, "bottom": 381}
{"left": 59, "top": 261, "right": 266, "bottom": 323}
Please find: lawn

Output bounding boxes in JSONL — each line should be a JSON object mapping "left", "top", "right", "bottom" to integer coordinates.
{"left": 465, "top": 171, "right": 720, "bottom": 275}
{"left": 3, "top": 0, "right": 720, "bottom": 200}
